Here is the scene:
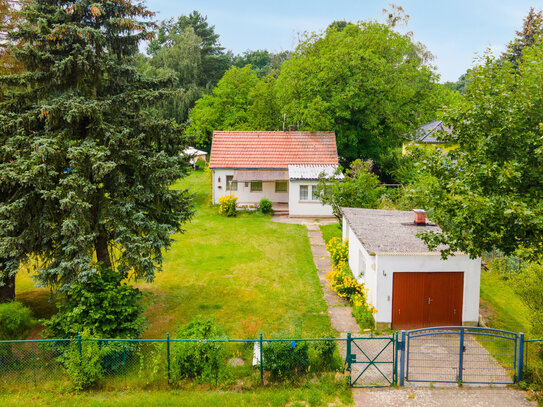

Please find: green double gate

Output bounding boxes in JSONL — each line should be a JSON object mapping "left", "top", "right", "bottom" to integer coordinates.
{"left": 344, "top": 332, "right": 398, "bottom": 387}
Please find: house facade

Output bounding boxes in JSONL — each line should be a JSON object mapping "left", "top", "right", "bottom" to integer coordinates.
{"left": 341, "top": 207, "right": 481, "bottom": 330}
{"left": 209, "top": 131, "right": 341, "bottom": 217}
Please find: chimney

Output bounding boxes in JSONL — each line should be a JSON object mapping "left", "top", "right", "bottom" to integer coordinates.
{"left": 289, "top": 125, "right": 296, "bottom": 131}
{"left": 413, "top": 209, "right": 426, "bottom": 225}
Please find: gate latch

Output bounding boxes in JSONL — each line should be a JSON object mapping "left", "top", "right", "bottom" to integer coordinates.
{"left": 351, "top": 354, "right": 357, "bottom": 362}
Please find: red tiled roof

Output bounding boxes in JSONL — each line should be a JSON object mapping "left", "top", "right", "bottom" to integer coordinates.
{"left": 209, "top": 131, "right": 338, "bottom": 169}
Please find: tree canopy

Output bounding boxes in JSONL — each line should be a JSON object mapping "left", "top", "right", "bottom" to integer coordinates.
{"left": 186, "top": 66, "right": 281, "bottom": 148}
{"left": 0, "top": 0, "right": 193, "bottom": 296}
{"left": 276, "top": 21, "right": 445, "bottom": 169}
{"left": 421, "top": 40, "right": 543, "bottom": 259}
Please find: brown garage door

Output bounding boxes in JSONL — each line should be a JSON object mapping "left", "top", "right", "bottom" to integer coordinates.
{"left": 392, "top": 272, "right": 463, "bottom": 330}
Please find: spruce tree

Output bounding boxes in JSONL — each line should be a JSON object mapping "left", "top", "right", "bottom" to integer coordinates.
{"left": 0, "top": 0, "right": 193, "bottom": 297}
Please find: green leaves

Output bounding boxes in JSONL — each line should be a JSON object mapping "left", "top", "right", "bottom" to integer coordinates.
{"left": 420, "top": 39, "right": 543, "bottom": 259}
{"left": 0, "top": 0, "right": 194, "bottom": 293}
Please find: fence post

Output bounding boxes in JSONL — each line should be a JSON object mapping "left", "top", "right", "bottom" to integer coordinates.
{"left": 399, "top": 330, "right": 406, "bottom": 386}
{"left": 166, "top": 332, "right": 171, "bottom": 383}
{"left": 458, "top": 327, "right": 464, "bottom": 384}
{"left": 517, "top": 333, "right": 525, "bottom": 383}
{"left": 77, "top": 332, "right": 82, "bottom": 355}
{"left": 123, "top": 343, "right": 127, "bottom": 384}
{"left": 346, "top": 332, "right": 351, "bottom": 372}
{"left": 259, "top": 333, "right": 264, "bottom": 385}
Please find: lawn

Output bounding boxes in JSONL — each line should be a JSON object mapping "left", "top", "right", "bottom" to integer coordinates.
{"left": 0, "top": 376, "right": 351, "bottom": 407}
{"left": 16, "top": 170, "right": 333, "bottom": 339}
{"left": 320, "top": 223, "right": 342, "bottom": 245}
{"left": 479, "top": 269, "right": 531, "bottom": 335}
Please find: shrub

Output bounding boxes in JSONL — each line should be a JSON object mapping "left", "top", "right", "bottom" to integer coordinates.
{"left": 0, "top": 301, "right": 35, "bottom": 340}
{"left": 308, "top": 339, "right": 340, "bottom": 372}
{"left": 61, "top": 333, "right": 104, "bottom": 390}
{"left": 326, "top": 261, "right": 376, "bottom": 327}
{"left": 42, "top": 267, "right": 147, "bottom": 339}
{"left": 326, "top": 237, "right": 348, "bottom": 266}
{"left": 259, "top": 198, "right": 273, "bottom": 214}
{"left": 325, "top": 261, "right": 361, "bottom": 300}
{"left": 171, "top": 316, "right": 229, "bottom": 383}
{"left": 218, "top": 195, "right": 238, "bottom": 217}
{"left": 263, "top": 337, "right": 309, "bottom": 380}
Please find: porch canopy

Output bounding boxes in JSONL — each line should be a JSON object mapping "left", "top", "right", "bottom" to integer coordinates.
{"left": 232, "top": 170, "right": 288, "bottom": 182}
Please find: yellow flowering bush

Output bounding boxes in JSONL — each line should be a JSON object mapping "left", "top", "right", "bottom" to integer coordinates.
{"left": 325, "top": 237, "right": 348, "bottom": 266}
{"left": 325, "top": 260, "right": 377, "bottom": 329}
{"left": 218, "top": 195, "right": 238, "bottom": 217}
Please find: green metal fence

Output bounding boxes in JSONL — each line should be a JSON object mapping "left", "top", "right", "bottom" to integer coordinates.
{"left": 0, "top": 334, "right": 348, "bottom": 390}
{"left": 523, "top": 338, "right": 543, "bottom": 383}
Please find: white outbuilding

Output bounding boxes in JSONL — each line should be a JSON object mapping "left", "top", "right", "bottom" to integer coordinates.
{"left": 341, "top": 207, "right": 481, "bottom": 330}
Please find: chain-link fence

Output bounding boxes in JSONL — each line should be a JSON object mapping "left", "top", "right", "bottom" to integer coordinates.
{"left": 0, "top": 335, "right": 348, "bottom": 390}
{"left": 524, "top": 339, "right": 543, "bottom": 385}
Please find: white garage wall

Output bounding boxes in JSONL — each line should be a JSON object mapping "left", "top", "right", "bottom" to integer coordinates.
{"left": 373, "top": 255, "right": 481, "bottom": 326}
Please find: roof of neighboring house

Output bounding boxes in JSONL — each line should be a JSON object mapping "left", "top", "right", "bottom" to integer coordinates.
{"left": 414, "top": 121, "right": 454, "bottom": 144}
{"left": 183, "top": 147, "right": 207, "bottom": 156}
{"left": 288, "top": 164, "right": 344, "bottom": 180}
{"left": 340, "top": 207, "right": 453, "bottom": 255}
{"left": 209, "top": 131, "right": 338, "bottom": 169}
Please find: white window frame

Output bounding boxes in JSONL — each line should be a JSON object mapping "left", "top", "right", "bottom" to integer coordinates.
{"left": 250, "top": 181, "right": 262, "bottom": 192}
{"left": 275, "top": 181, "right": 288, "bottom": 193}
{"left": 299, "top": 185, "right": 308, "bottom": 201}
{"left": 226, "top": 175, "right": 237, "bottom": 191}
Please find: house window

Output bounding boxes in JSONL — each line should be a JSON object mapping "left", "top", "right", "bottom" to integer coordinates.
{"left": 300, "top": 185, "right": 308, "bottom": 200}
{"left": 226, "top": 175, "right": 237, "bottom": 191}
{"left": 275, "top": 181, "right": 287, "bottom": 192}
{"left": 311, "top": 186, "right": 319, "bottom": 201}
{"left": 250, "top": 181, "right": 262, "bottom": 192}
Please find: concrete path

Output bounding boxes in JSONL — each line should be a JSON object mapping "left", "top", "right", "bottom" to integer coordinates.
{"left": 353, "top": 387, "right": 536, "bottom": 406}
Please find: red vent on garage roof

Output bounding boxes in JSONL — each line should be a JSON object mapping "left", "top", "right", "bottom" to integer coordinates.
{"left": 209, "top": 131, "right": 338, "bottom": 169}
{"left": 413, "top": 209, "right": 427, "bottom": 225}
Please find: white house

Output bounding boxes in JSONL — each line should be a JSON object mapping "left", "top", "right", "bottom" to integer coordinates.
{"left": 341, "top": 207, "right": 481, "bottom": 330}
{"left": 209, "top": 131, "right": 341, "bottom": 217}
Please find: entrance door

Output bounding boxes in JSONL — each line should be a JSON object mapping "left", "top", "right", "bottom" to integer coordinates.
{"left": 392, "top": 272, "right": 463, "bottom": 330}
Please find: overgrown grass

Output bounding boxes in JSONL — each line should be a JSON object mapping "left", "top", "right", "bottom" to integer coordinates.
{"left": 16, "top": 170, "right": 333, "bottom": 339}
{"left": 0, "top": 375, "right": 351, "bottom": 406}
{"left": 479, "top": 269, "right": 531, "bottom": 335}
{"left": 320, "top": 223, "right": 342, "bottom": 245}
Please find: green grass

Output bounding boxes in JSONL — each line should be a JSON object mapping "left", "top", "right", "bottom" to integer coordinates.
{"left": 16, "top": 170, "right": 333, "bottom": 339}
{"left": 0, "top": 375, "right": 351, "bottom": 406}
{"left": 319, "top": 223, "right": 342, "bottom": 245}
{"left": 479, "top": 269, "right": 531, "bottom": 335}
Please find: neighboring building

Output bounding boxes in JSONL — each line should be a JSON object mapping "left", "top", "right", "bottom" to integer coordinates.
{"left": 183, "top": 147, "right": 208, "bottom": 168}
{"left": 209, "top": 131, "right": 341, "bottom": 217}
{"left": 402, "top": 120, "right": 456, "bottom": 155}
{"left": 341, "top": 207, "right": 481, "bottom": 330}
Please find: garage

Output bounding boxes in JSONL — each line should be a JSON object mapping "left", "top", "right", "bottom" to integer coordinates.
{"left": 392, "top": 272, "right": 463, "bottom": 330}
{"left": 341, "top": 207, "right": 481, "bottom": 330}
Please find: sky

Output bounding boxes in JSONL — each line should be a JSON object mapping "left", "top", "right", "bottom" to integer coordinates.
{"left": 145, "top": 0, "right": 543, "bottom": 83}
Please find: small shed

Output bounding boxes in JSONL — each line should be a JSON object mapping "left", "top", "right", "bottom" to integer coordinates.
{"left": 341, "top": 207, "right": 481, "bottom": 330}
{"left": 183, "top": 147, "right": 207, "bottom": 167}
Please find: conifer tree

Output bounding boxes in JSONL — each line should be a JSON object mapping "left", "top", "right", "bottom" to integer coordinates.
{"left": 0, "top": 0, "right": 193, "bottom": 297}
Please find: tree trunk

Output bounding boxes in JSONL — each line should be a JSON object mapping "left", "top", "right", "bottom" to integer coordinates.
{"left": 94, "top": 224, "right": 112, "bottom": 271}
{"left": 0, "top": 273, "right": 15, "bottom": 303}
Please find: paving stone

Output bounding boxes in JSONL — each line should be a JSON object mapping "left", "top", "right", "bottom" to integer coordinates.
{"left": 352, "top": 387, "right": 536, "bottom": 407}
{"left": 328, "top": 306, "right": 360, "bottom": 333}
